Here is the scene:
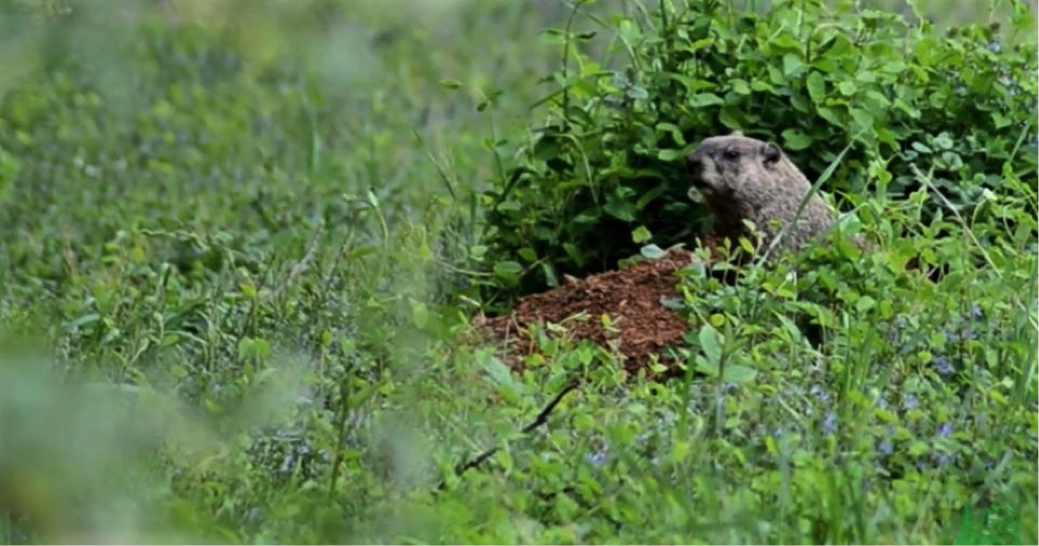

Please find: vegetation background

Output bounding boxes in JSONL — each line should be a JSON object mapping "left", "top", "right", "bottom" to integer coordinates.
{"left": 0, "top": 0, "right": 1036, "bottom": 544}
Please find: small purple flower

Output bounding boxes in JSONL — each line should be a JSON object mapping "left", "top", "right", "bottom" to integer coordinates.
{"left": 938, "top": 423, "right": 952, "bottom": 438}
{"left": 903, "top": 395, "right": 917, "bottom": 410}
{"left": 246, "top": 507, "right": 262, "bottom": 522}
{"left": 875, "top": 397, "right": 889, "bottom": 410}
{"left": 586, "top": 451, "right": 607, "bottom": 467}
{"left": 878, "top": 439, "right": 893, "bottom": 455}
{"left": 969, "top": 304, "right": 983, "bottom": 319}
{"left": 889, "top": 315, "right": 909, "bottom": 343}
{"left": 933, "top": 356, "right": 954, "bottom": 376}
{"left": 280, "top": 452, "right": 295, "bottom": 473}
{"left": 810, "top": 384, "right": 830, "bottom": 403}
{"left": 823, "top": 412, "right": 837, "bottom": 434}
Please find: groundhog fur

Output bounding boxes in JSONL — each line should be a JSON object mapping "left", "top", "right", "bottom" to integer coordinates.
{"left": 685, "top": 131, "right": 864, "bottom": 262}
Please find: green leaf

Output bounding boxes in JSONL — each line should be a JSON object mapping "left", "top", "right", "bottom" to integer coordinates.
{"left": 751, "top": 79, "right": 775, "bottom": 93}
{"left": 837, "top": 81, "right": 856, "bottom": 96}
{"left": 790, "top": 93, "right": 811, "bottom": 114}
{"left": 850, "top": 108, "right": 874, "bottom": 131}
{"left": 731, "top": 79, "right": 751, "bottom": 95}
{"left": 773, "top": 312, "right": 804, "bottom": 341}
{"left": 912, "top": 142, "right": 932, "bottom": 154}
{"left": 479, "top": 350, "right": 527, "bottom": 403}
{"left": 632, "top": 225, "right": 652, "bottom": 244}
{"left": 933, "top": 133, "right": 954, "bottom": 150}
{"left": 781, "top": 129, "right": 813, "bottom": 151}
{"left": 690, "top": 37, "right": 715, "bottom": 51}
{"left": 722, "top": 364, "right": 757, "bottom": 384}
{"left": 517, "top": 247, "right": 536, "bottom": 263}
{"left": 640, "top": 244, "right": 665, "bottom": 259}
{"left": 818, "top": 106, "right": 842, "bottom": 126}
{"left": 855, "top": 296, "right": 877, "bottom": 314}
{"left": 690, "top": 93, "right": 725, "bottom": 107}
{"left": 807, "top": 72, "right": 826, "bottom": 104}
{"left": 493, "top": 260, "right": 523, "bottom": 280}
{"left": 627, "top": 85, "right": 649, "bottom": 100}
{"left": 719, "top": 106, "right": 743, "bottom": 129}
{"left": 541, "top": 262, "right": 559, "bottom": 287}
{"left": 992, "top": 112, "right": 1011, "bottom": 129}
{"left": 240, "top": 281, "right": 258, "bottom": 301}
{"left": 411, "top": 300, "right": 429, "bottom": 329}
{"left": 603, "top": 195, "right": 636, "bottom": 221}
{"left": 698, "top": 324, "right": 722, "bottom": 366}
{"left": 782, "top": 54, "right": 804, "bottom": 78}
{"left": 657, "top": 148, "right": 686, "bottom": 161}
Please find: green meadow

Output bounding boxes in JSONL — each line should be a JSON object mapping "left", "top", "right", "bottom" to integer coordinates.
{"left": 0, "top": 0, "right": 1036, "bottom": 543}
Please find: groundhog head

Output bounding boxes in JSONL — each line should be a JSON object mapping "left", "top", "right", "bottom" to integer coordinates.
{"left": 684, "top": 131, "right": 786, "bottom": 199}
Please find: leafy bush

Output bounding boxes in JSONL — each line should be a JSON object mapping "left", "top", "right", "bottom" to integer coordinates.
{"left": 476, "top": 0, "right": 1038, "bottom": 306}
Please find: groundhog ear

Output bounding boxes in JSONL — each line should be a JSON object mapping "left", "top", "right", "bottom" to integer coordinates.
{"left": 763, "top": 142, "right": 782, "bottom": 164}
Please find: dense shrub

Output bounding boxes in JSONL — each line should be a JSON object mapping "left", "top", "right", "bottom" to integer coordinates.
{"left": 476, "top": 0, "right": 1038, "bottom": 307}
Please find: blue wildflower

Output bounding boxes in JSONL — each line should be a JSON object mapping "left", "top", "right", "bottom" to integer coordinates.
{"left": 878, "top": 439, "right": 893, "bottom": 455}
{"left": 938, "top": 423, "right": 952, "bottom": 438}
{"left": 903, "top": 395, "right": 917, "bottom": 410}
{"left": 933, "top": 356, "right": 954, "bottom": 376}
{"left": 823, "top": 412, "right": 837, "bottom": 434}
{"left": 810, "top": 384, "right": 830, "bottom": 403}
{"left": 586, "top": 451, "right": 607, "bottom": 467}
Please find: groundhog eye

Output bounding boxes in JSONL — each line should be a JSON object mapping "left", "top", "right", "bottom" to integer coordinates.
{"left": 722, "top": 148, "right": 740, "bottom": 160}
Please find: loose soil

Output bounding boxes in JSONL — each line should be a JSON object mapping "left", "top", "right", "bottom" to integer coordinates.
{"left": 481, "top": 237, "right": 724, "bottom": 378}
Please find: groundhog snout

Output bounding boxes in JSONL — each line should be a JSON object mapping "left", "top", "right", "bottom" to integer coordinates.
{"left": 685, "top": 149, "right": 705, "bottom": 177}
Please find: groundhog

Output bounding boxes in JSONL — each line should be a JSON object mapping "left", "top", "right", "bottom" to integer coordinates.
{"left": 685, "top": 131, "right": 861, "bottom": 261}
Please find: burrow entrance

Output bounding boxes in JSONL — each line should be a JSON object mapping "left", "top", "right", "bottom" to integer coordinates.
{"left": 479, "top": 237, "right": 725, "bottom": 378}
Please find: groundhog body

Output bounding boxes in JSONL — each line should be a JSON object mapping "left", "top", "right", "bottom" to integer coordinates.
{"left": 685, "top": 131, "right": 855, "bottom": 259}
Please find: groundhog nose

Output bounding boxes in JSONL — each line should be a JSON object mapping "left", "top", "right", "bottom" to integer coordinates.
{"left": 685, "top": 150, "right": 703, "bottom": 175}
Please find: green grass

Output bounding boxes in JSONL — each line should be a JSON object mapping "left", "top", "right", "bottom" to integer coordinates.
{"left": 0, "top": 0, "right": 1037, "bottom": 544}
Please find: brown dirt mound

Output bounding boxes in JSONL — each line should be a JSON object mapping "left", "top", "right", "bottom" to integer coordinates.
{"left": 481, "top": 239, "right": 723, "bottom": 377}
